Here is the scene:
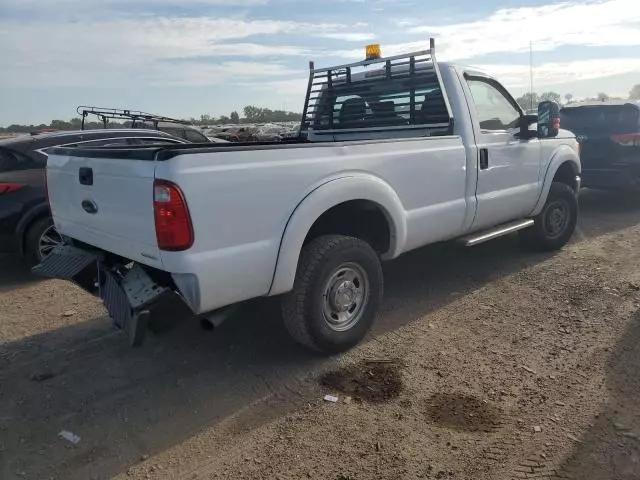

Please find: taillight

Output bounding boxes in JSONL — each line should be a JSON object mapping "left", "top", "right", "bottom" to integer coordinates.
{"left": 611, "top": 133, "right": 640, "bottom": 146}
{"left": 153, "top": 179, "right": 194, "bottom": 251}
{"left": 0, "top": 183, "right": 25, "bottom": 195}
{"left": 44, "top": 171, "right": 50, "bottom": 208}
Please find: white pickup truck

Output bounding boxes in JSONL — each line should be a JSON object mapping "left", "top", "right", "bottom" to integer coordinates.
{"left": 35, "top": 40, "right": 581, "bottom": 352}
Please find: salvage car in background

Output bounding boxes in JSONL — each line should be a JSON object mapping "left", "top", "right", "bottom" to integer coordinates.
{"left": 560, "top": 101, "right": 640, "bottom": 189}
{"left": 0, "top": 129, "right": 186, "bottom": 265}
{"left": 77, "top": 106, "right": 212, "bottom": 143}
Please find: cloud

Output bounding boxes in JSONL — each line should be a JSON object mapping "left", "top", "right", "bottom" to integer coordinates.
{"left": 478, "top": 58, "right": 640, "bottom": 89}
{"left": 411, "top": 0, "right": 640, "bottom": 60}
{"left": 318, "top": 33, "right": 376, "bottom": 41}
{"left": 0, "top": 17, "right": 344, "bottom": 87}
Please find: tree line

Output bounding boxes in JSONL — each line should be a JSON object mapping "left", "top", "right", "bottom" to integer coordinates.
{"left": 0, "top": 105, "right": 303, "bottom": 133}
{"left": 516, "top": 84, "right": 640, "bottom": 111}
{"left": 3, "top": 86, "right": 639, "bottom": 133}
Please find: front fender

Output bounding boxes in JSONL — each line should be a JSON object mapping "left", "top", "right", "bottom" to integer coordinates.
{"left": 531, "top": 145, "right": 580, "bottom": 216}
{"left": 268, "top": 175, "right": 407, "bottom": 296}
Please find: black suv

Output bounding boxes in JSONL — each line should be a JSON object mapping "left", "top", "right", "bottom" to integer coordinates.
{"left": 0, "top": 129, "right": 186, "bottom": 265}
{"left": 560, "top": 101, "right": 640, "bottom": 189}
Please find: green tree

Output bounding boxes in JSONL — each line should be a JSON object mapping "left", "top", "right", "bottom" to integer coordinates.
{"left": 516, "top": 92, "right": 539, "bottom": 110}
{"left": 540, "top": 91, "right": 561, "bottom": 104}
{"left": 564, "top": 93, "right": 573, "bottom": 104}
{"left": 50, "top": 119, "right": 71, "bottom": 130}
{"left": 630, "top": 84, "right": 640, "bottom": 100}
{"left": 597, "top": 92, "right": 609, "bottom": 102}
{"left": 230, "top": 111, "right": 240, "bottom": 123}
{"left": 243, "top": 105, "right": 264, "bottom": 122}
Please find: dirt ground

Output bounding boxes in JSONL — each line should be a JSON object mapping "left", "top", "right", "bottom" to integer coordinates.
{"left": 1, "top": 189, "right": 640, "bottom": 480}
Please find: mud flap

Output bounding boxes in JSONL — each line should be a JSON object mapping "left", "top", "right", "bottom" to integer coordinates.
{"left": 100, "top": 265, "right": 175, "bottom": 347}
{"left": 34, "top": 245, "right": 188, "bottom": 347}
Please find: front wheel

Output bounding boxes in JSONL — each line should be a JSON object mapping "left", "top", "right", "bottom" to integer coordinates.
{"left": 519, "top": 182, "right": 578, "bottom": 252}
{"left": 281, "top": 235, "right": 383, "bottom": 354}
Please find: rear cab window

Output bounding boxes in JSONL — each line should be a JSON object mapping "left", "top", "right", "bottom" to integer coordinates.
{"left": 304, "top": 48, "right": 453, "bottom": 142}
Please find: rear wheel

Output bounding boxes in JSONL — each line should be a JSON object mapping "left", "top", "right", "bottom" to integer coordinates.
{"left": 281, "top": 235, "right": 383, "bottom": 354}
{"left": 519, "top": 182, "right": 578, "bottom": 251}
{"left": 25, "top": 217, "right": 63, "bottom": 266}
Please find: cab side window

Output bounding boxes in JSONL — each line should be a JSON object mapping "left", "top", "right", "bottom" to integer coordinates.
{"left": 71, "top": 138, "right": 132, "bottom": 147}
{"left": 184, "top": 129, "right": 209, "bottom": 143}
{"left": 467, "top": 79, "right": 521, "bottom": 131}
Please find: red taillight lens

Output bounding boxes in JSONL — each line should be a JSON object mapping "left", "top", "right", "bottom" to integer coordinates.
{"left": 611, "top": 133, "right": 640, "bottom": 146}
{"left": 153, "top": 179, "right": 194, "bottom": 251}
{"left": 0, "top": 183, "right": 26, "bottom": 195}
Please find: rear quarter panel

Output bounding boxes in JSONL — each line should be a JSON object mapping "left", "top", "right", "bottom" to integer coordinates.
{"left": 157, "top": 136, "right": 468, "bottom": 313}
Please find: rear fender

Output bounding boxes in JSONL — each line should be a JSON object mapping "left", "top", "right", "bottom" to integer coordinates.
{"left": 530, "top": 145, "right": 580, "bottom": 216}
{"left": 268, "top": 175, "right": 406, "bottom": 296}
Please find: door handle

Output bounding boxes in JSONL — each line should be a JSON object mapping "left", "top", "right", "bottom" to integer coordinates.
{"left": 479, "top": 148, "right": 489, "bottom": 170}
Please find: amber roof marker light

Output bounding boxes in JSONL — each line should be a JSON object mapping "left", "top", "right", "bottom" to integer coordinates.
{"left": 365, "top": 44, "right": 381, "bottom": 60}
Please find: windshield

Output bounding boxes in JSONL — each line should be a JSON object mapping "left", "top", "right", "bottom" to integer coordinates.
{"left": 560, "top": 105, "right": 639, "bottom": 135}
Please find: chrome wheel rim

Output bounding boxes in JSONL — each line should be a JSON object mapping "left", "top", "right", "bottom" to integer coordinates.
{"left": 322, "top": 262, "right": 369, "bottom": 332}
{"left": 38, "top": 225, "right": 63, "bottom": 259}
{"left": 543, "top": 199, "right": 569, "bottom": 239}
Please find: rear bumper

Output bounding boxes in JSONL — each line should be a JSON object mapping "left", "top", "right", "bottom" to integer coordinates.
{"left": 582, "top": 166, "right": 640, "bottom": 189}
{"left": 32, "top": 245, "right": 192, "bottom": 342}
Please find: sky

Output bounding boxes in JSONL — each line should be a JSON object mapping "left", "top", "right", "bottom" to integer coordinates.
{"left": 1, "top": 0, "right": 639, "bottom": 126}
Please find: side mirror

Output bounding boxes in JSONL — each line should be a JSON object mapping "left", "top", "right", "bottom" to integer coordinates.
{"left": 519, "top": 114, "right": 539, "bottom": 139}
{"left": 538, "top": 101, "right": 560, "bottom": 138}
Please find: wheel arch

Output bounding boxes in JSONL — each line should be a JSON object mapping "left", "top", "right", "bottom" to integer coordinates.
{"left": 268, "top": 175, "right": 406, "bottom": 296}
{"left": 16, "top": 203, "right": 51, "bottom": 255}
{"left": 531, "top": 145, "right": 580, "bottom": 217}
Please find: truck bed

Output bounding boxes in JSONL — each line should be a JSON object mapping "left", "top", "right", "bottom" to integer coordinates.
{"left": 47, "top": 134, "right": 468, "bottom": 314}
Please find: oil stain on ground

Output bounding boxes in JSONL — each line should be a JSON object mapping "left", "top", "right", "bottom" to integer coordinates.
{"left": 319, "top": 360, "right": 403, "bottom": 403}
{"left": 425, "top": 393, "right": 502, "bottom": 432}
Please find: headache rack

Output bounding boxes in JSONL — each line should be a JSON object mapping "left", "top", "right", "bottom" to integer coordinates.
{"left": 77, "top": 106, "right": 190, "bottom": 130}
{"left": 301, "top": 38, "right": 453, "bottom": 136}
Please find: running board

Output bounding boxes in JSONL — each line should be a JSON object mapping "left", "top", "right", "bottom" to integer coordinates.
{"left": 460, "top": 219, "right": 534, "bottom": 247}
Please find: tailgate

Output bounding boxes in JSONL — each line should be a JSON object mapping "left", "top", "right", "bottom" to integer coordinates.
{"left": 46, "top": 149, "right": 162, "bottom": 268}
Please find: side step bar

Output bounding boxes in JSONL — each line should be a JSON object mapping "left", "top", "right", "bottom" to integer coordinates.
{"left": 460, "top": 219, "right": 534, "bottom": 247}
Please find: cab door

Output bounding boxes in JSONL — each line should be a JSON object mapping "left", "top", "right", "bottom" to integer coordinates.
{"left": 464, "top": 75, "right": 542, "bottom": 230}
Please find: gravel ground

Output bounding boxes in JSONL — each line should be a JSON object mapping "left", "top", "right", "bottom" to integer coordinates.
{"left": 1, "top": 189, "right": 640, "bottom": 480}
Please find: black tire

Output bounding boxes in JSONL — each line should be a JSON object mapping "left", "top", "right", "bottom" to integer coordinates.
{"left": 24, "top": 216, "right": 59, "bottom": 267}
{"left": 519, "top": 182, "right": 578, "bottom": 252}
{"left": 281, "top": 235, "right": 383, "bottom": 354}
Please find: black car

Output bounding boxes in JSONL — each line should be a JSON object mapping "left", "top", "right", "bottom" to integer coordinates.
{"left": 560, "top": 101, "right": 640, "bottom": 189}
{"left": 0, "top": 129, "right": 186, "bottom": 265}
